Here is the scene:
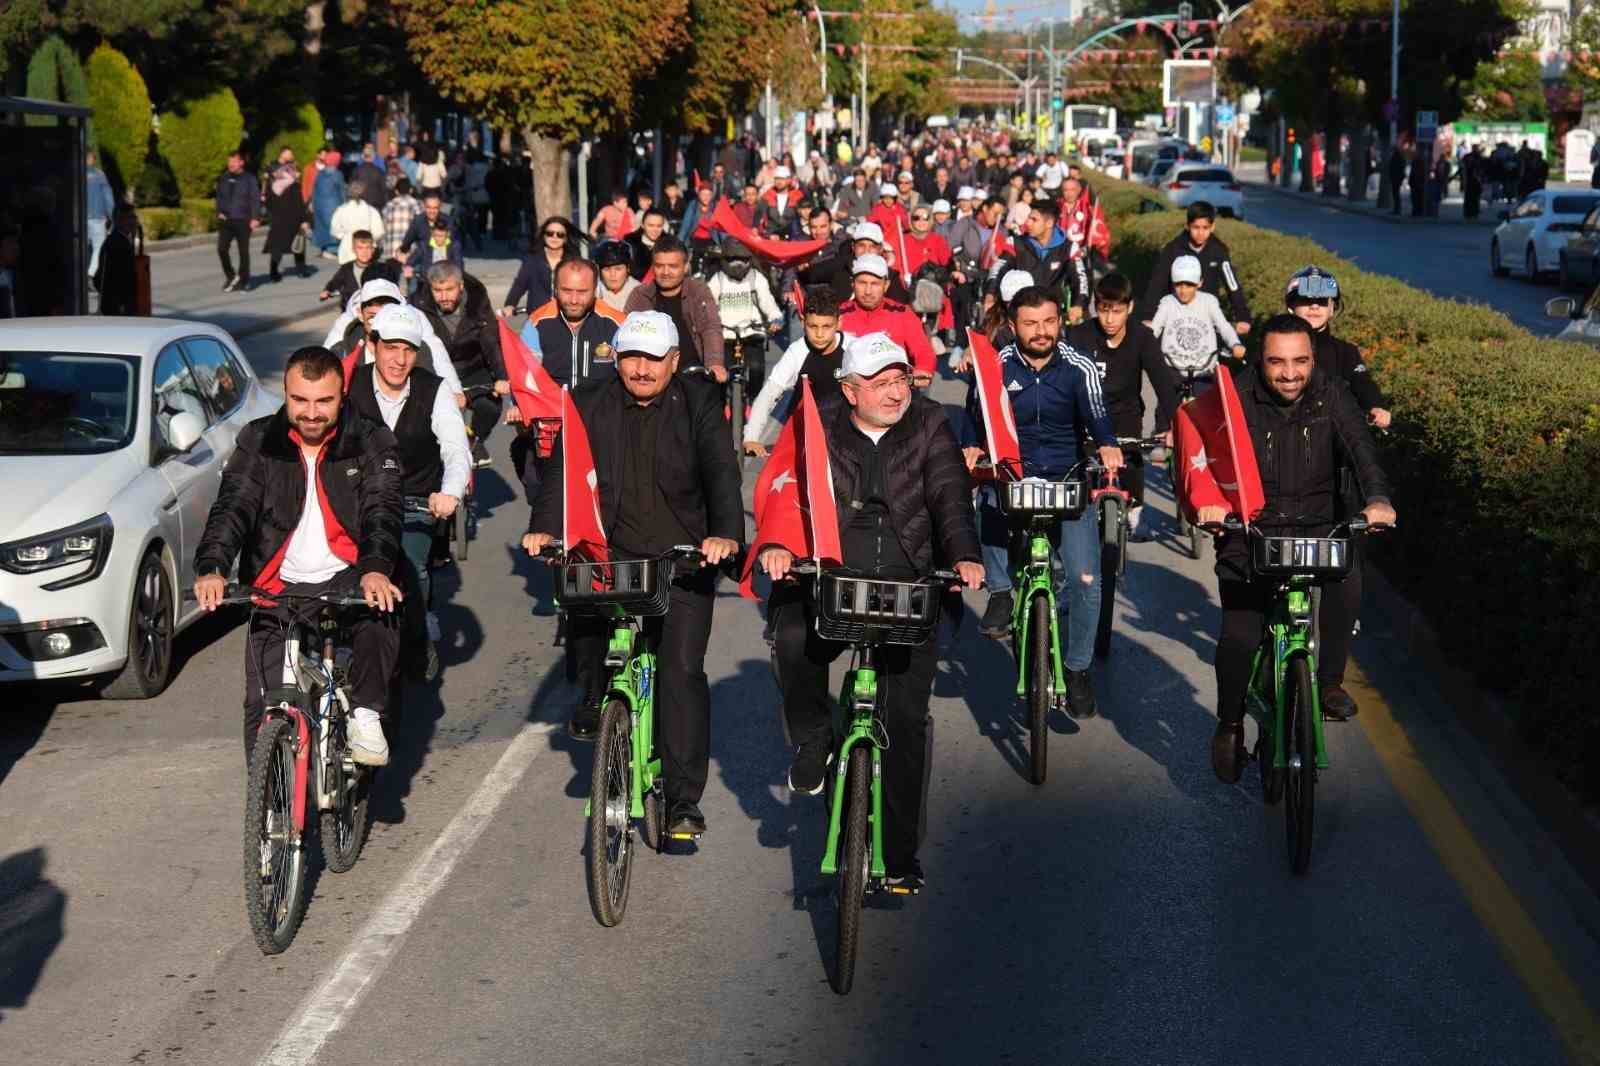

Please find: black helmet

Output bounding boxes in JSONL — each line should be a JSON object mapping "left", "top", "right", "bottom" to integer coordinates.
{"left": 1285, "top": 265, "right": 1343, "bottom": 310}
{"left": 595, "top": 241, "right": 632, "bottom": 269}
{"left": 720, "top": 238, "right": 752, "bottom": 261}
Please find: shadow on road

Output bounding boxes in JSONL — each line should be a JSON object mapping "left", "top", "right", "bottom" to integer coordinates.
{"left": 0, "top": 847, "right": 65, "bottom": 1021}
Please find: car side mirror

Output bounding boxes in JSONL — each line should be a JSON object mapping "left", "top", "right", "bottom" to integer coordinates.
{"left": 167, "top": 411, "right": 204, "bottom": 453}
{"left": 1545, "top": 296, "right": 1579, "bottom": 320}
{"left": 1498, "top": 210, "right": 1510, "bottom": 221}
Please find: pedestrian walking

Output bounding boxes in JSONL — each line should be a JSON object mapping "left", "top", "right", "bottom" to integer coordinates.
{"left": 1386, "top": 142, "right": 1407, "bottom": 215}
{"left": 1408, "top": 147, "right": 1427, "bottom": 218}
{"left": 330, "top": 183, "right": 386, "bottom": 264}
{"left": 93, "top": 204, "right": 141, "bottom": 315}
{"left": 262, "top": 146, "right": 310, "bottom": 282}
{"left": 1464, "top": 145, "right": 1484, "bottom": 219}
{"left": 311, "top": 145, "right": 346, "bottom": 258}
{"left": 354, "top": 144, "right": 387, "bottom": 211}
{"left": 215, "top": 150, "right": 260, "bottom": 292}
{"left": 85, "top": 150, "right": 115, "bottom": 280}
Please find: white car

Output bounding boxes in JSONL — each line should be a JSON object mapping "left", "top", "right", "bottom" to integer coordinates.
{"left": 0, "top": 318, "right": 278, "bottom": 697}
{"left": 1491, "top": 189, "right": 1600, "bottom": 282}
{"left": 1159, "top": 164, "right": 1245, "bottom": 218}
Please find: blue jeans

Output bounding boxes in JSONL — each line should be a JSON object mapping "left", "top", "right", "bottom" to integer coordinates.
{"left": 978, "top": 487, "right": 1102, "bottom": 672}
{"left": 400, "top": 506, "right": 437, "bottom": 644}
{"left": 87, "top": 219, "right": 108, "bottom": 277}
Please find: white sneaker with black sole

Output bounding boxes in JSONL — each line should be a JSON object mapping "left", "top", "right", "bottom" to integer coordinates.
{"left": 348, "top": 708, "right": 389, "bottom": 766}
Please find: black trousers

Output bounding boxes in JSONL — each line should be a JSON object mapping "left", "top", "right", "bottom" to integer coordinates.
{"left": 569, "top": 565, "right": 717, "bottom": 805}
{"left": 459, "top": 366, "right": 501, "bottom": 441}
{"left": 241, "top": 572, "right": 400, "bottom": 755}
{"left": 218, "top": 220, "right": 252, "bottom": 282}
{"left": 770, "top": 585, "right": 937, "bottom": 871}
{"left": 268, "top": 250, "right": 307, "bottom": 278}
{"left": 1214, "top": 559, "right": 1362, "bottom": 723}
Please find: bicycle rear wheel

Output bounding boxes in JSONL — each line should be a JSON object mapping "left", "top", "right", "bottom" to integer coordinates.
{"left": 1285, "top": 658, "right": 1317, "bottom": 875}
{"left": 244, "top": 716, "right": 308, "bottom": 955}
{"left": 832, "top": 746, "right": 870, "bottom": 995}
{"left": 1026, "top": 593, "right": 1051, "bottom": 785}
{"left": 588, "top": 700, "right": 635, "bottom": 926}
{"left": 320, "top": 741, "right": 370, "bottom": 874}
{"left": 642, "top": 784, "right": 666, "bottom": 854}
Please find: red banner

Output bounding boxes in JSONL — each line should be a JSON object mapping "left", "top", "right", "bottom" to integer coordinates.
{"left": 966, "top": 329, "right": 1023, "bottom": 480}
{"left": 560, "top": 386, "right": 609, "bottom": 564}
{"left": 708, "top": 200, "right": 828, "bottom": 266}
{"left": 1173, "top": 364, "right": 1265, "bottom": 525}
{"left": 740, "top": 376, "right": 841, "bottom": 597}
{"left": 341, "top": 339, "right": 364, "bottom": 391}
{"left": 497, "top": 318, "right": 562, "bottom": 423}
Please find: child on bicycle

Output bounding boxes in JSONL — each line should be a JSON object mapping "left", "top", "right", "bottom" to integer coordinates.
{"left": 1147, "top": 254, "right": 1246, "bottom": 378}
{"left": 742, "top": 285, "right": 854, "bottom": 457}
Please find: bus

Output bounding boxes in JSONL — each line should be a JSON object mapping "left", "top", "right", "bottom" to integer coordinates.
{"left": 1063, "top": 105, "right": 1117, "bottom": 148}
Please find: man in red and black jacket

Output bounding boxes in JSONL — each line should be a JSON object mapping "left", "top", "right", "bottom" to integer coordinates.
{"left": 193, "top": 346, "right": 405, "bottom": 767}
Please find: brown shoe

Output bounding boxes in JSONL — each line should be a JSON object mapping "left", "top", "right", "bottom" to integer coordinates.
{"left": 1211, "top": 720, "right": 1247, "bottom": 784}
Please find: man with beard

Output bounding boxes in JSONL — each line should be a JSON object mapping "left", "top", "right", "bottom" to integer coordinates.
{"left": 321, "top": 278, "right": 466, "bottom": 403}
{"left": 624, "top": 235, "right": 727, "bottom": 381}
{"left": 411, "top": 261, "right": 508, "bottom": 467}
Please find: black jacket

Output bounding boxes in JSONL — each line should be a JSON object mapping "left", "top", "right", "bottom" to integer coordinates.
{"left": 323, "top": 258, "right": 403, "bottom": 310}
{"left": 1012, "top": 228, "right": 1091, "bottom": 311}
{"left": 412, "top": 272, "right": 506, "bottom": 382}
{"left": 530, "top": 376, "right": 744, "bottom": 547}
{"left": 1215, "top": 364, "right": 1393, "bottom": 582}
{"left": 505, "top": 250, "right": 573, "bottom": 312}
{"left": 1066, "top": 320, "right": 1179, "bottom": 438}
{"left": 194, "top": 407, "right": 403, "bottom": 588}
{"left": 215, "top": 170, "right": 260, "bottom": 222}
{"left": 1312, "top": 327, "right": 1386, "bottom": 412}
{"left": 807, "top": 393, "right": 981, "bottom": 573}
{"left": 1142, "top": 231, "right": 1250, "bottom": 324}
{"left": 93, "top": 228, "right": 138, "bottom": 315}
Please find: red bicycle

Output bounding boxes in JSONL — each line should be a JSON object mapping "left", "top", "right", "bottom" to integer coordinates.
{"left": 1088, "top": 436, "right": 1164, "bottom": 659}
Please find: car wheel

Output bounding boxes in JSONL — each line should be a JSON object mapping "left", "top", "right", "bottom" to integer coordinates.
{"left": 1491, "top": 239, "right": 1509, "bottom": 277}
{"left": 1527, "top": 245, "right": 1543, "bottom": 283}
{"left": 101, "top": 549, "right": 175, "bottom": 700}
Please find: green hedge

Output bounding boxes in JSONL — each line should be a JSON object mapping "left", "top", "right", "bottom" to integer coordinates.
{"left": 85, "top": 44, "right": 151, "bottom": 201}
{"left": 158, "top": 87, "right": 244, "bottom": 200}
{"left": 135, "top": 199, "right": 222, "bottom": 241}
{"left": 25, "top": 36, "right": 92, "bottom": 140}
{"left": 1090, "top": 173, "right": 1600, "bottom": 795}
{"left": 257, "top": 98, "right": 324, "bottom": 173}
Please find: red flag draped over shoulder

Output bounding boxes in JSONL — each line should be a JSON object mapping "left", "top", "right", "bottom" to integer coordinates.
{"left": 560, "top": 386, "right": 609, "bottom": 564}
{"left": 739, "top": 377, "right": 842, "bottom": 598}
{"left": 341, "top": 339, "right": 364, "bottom": 391}
{"left": 497, "top": 318, "right": 562, "bottom": 422}
{"left": 708, "top": 199, "right": 829, "bottom": 266}
{"left": 1173, "top": 363, "right": 1265, "bottom": 525}
{"left": 965, "top": 328, "right": 1023, "bottom": 480}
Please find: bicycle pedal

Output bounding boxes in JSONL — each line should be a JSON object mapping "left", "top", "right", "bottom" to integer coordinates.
{"left": 667, "top": 831, "right": 702, "bottom": 841}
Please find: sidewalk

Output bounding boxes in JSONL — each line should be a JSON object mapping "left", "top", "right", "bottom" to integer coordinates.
{"left": 1233, "top": 160, "right": 1538, "bottom": 227}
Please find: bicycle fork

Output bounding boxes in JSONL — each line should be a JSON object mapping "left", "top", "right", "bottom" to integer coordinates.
{"left": 1012, "top": 551, "right": 1067, "bottom": 700}
{"left": 1247, "top": 607, "right": 1330, "bottom": 773}
{"left": 821, "top": 661, "right": 887, "bottom": 881}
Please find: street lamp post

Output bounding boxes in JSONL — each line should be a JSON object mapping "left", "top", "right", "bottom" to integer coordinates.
{"left": 813, "top": 4, "right": 829, "bottom": 156}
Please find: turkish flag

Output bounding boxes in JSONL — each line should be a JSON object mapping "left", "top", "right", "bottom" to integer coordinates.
{"left": 341, "top": 339, "right": 364, "bottom": 391}
{"left": 708, "top": 200, "right": 828, "bottom": 266}
{"left": 1173, "top": 363, "right": 1265, "bottom": 525}
{"left": 559, "top": 386, "right": 609, "bottom": 564}
{"left": 979, "top": 217, "right": 1013, "bottom": 270}
{"left": 739, "top": 376, "right": 842, "bottom": 597}
{"left": 966, "top": 328, "right": 1023, "bottom": 480}
{"left": 497, "top": 318, "right": 562, "bottom": 423}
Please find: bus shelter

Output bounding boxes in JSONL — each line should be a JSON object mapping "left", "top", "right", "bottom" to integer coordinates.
{"left": 0, "top": 97, "right": 90, "bottom": 317}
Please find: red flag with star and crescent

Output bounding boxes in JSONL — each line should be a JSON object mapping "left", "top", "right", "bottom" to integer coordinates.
{"left": 739, "top": 376, "right": 842, "bottom": 598}
{"left": 1173, "top": 363, "right": 1265, "bottom": 526}
{"left": 559, "top": 385, "right": 609, "bottom": 564}
{"left": 496, "top": 318, "right": 562, "bottom": 423}
{"left": 966, "top": 328, "right": 1023, "bottom": 481}
{"left": 341, "top": 339, "right": 364, "bottom": 391}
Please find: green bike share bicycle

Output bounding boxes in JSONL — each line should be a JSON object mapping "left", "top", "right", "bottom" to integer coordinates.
{"left": 539, "top": 540, "right": 707, "bottom": 927}
{"left": 1203, "top": 512, "right": 1389, "bottom": 875}
{"left": 783, "top": 559, "right": 955, "bottom": 995}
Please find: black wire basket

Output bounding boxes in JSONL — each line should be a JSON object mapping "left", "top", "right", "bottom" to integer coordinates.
{"left": 556, "top": 557, "right": 674, "bottom": 616}
{"left": 998, "top": 478, "right": 1086, "bottom": 520}
{"left": 1250, "top": 535, "right": 1354, "bottom": 581}
{"left": 815, "top": 571, "right": 944, "bottom": 646}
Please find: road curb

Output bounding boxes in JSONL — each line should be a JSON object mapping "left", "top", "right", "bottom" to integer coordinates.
{"left": 1243, "top": 180, "right": 1497, "bottom": 228}
{"left": 146, "top": 233, "right": 219, "bottom": 256}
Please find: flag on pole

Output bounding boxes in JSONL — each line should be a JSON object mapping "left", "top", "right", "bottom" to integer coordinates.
{"left": 965, "top": 328, "right": 1023, "bottom": 480}
{"left": 496, "top": 318, "right": 562, "bottom": 423}
{"left": 739, "top": 376, "right": 841, "bottom": 597}
{"left": 1173, "top": 363, "right": 1265, "bottom": 525}
{"left": 559, "top": 386, "right": 609, "bottom": 564}
{"left": 708, "top": 199, "right": 829, "bottom": 266}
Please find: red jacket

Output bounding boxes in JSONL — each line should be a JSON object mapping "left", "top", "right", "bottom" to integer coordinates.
{"left": 866, "top": 202, "right": 910, "bottom": 243}
{"left": 838, "top": 298, "right": 935, "bottom": 377}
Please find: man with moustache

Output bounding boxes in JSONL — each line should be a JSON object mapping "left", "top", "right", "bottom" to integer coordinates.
{"left": 193, "top": 345, "right": 406, "bottom": 768}
{"left": 522, "top": 312, "right": 743, "bottom": 838}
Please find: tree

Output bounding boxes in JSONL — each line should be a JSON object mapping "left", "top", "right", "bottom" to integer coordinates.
{"left": 159, "top": 87, "right": 244, "bottom": 200}
{"left": 1464, "top": 48, "right": 1549, "bottom": 121}
{"left": 85, "top": 44, "right": 152, "bottom": 199}
{"left": 392, "top": 0, "right": 687, "bottom": 223}
{"left": 861, "top": 0, "right": 959, "bottom": 124}
{"left": 258, "top": 99, "right": 326, "bottom": 173}
{"left": 638, "top": 1, "right": 794, "bottom": 136}
{"left": 25, "top": 36, "right": 93, "bottom": 139}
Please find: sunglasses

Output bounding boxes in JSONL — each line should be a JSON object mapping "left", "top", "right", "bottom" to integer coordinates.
{"left": 544, "top": 229, "right": 567, "bottom": 238}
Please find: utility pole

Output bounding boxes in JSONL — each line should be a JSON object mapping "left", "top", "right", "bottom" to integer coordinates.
{"left": 860, "top": 42, "right": 869, "bottom": 149}
{"left": 1047, "top": 15, "right": 1056, "bottom": 151}
{"left": 1389, "top": 0, "right": 1400, "bottom": 149}
{"left": 812, "top": 4, "right": 829, "bottom": 157}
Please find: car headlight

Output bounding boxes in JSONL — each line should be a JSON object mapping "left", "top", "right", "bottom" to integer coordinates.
{"left": 0, "top": 514, "right": 116, "bottom": 589}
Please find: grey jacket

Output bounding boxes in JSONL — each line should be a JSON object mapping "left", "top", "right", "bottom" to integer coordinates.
{"left": 623, "top": 277, "right": 725, "bottom": 369}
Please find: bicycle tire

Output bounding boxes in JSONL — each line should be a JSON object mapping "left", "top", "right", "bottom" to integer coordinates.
{"left": 1095, "top": 544, "right": 1117, "bottom": 660}
{"left": 832, "top": 746, "right": 870, "bottom": 995}
{"left": 1099, "top": 497, "right": 1121, "bottom": 548}
{"left": 1285, "top": 657, "right": 1317, "bottom": 875}
{"left": 454, "top": 501, "right": 469, "bottom": 562}
{"left": 588, "top": 700, "right": 635, "bottom": 927}
{"left": 1027, "top": 593, "right": 1051, "bottom": 785}
{"left": 244, "top": 716, "right": 308, "bottom": 955}
{"left": 642, "top": 784, "right": 666, "bottom": 854}
{"left": 730, "top": 376, "right": 745, "bottom": 459}
{"left": 1187, "top": 522, "right": 1202, "bottom": 561}
{"left": 319, "top": 746, "right": 370, "bottom": 875}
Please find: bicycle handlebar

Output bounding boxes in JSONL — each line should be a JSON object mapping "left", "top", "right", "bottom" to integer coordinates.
{"left": 534, "top": 539, "right": 709, "bottom": 565}
{"left": 211, "top": 584, "right": 370, "bottom": 609}
{"left": 784, "top": 559, "right": 958, "bottom": 584}
{"left": 1197, "top": 513, "right": 1396, "bottom": 538}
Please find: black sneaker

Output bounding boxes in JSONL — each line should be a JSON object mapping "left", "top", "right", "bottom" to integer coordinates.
{"left": 667, "top": 800, "right": 706, "bottom": 837}
{"left": 979, "top": 591, "right": 1013, "bottom": 638}
{"left": 884, "top": 858, "right": 925, "bottom": 894}
{"left": 1321, "top": 685, "right": 1359, "bottom": 721}
{"left": 787, "top": 740, "right": 833, "bottom": 796}
{"left": 567, "top": 703, "right": 600, "bottom": 741}
{"left": 470, "top": 439, "right": 491, "bottom": 468}
{"left": 1211, "top": 719, "right": 1247, "bottom": 783}
{"left": 1064, "top": 668, "right": 1097, "bottom": 719}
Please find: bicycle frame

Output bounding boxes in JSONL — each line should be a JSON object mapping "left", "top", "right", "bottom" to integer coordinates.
{"left": 1243, "top": 577, "right": 1329, "bottom": 773}
{"left": 261, "top": 623, "right": 350, "bottom": 834}
{"left": 581, "top": 614, "right": 661, "bottom": 821}
{"left": 821, "top": 645, "right": 887, "bottom": 880}
{"left": 1009, "top": 522, "right": 1067, "bottom": 702}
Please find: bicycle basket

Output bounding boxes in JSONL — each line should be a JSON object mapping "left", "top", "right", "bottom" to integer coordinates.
{"left": 1251, "top": 535, "right": 1353, "bottom": 580}
{"left": 556, "top": 557, "right": 674, "bottom": 616}
{"left": 999, "top": 479, "right": 1085, "bottom": 519}
{"left": 815, "top": 571, "right": 943, "bottom": 646}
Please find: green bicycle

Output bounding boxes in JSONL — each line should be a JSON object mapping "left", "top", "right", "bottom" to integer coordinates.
{"left": 1208, "top": 512, "right": 1385, "bottom": 875}
{"left": 786, "top": 560, "right": 953, "bottom": 995}
{"left": 543, "top": 541, "right": 706, "bottom": 927}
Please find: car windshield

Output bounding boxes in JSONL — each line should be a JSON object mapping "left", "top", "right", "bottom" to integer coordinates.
{"left": 1552, "top": 196, "right": 1600, "bottom": 216}
{"left": 0, "top": 351, "right": 139, "bottom": 455}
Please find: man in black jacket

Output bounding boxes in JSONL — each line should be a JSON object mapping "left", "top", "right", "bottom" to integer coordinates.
{"left": 1012, "top": 198, "right": 1089, "bottom": 322}
{"left": 523, "top": 311, "right": 743, "bottom": 837}
{"left": 412, "top": 262, "right": 508, "bottom": 466}
{"left": 1140, "top": 201, "right": 1250, "bottom": 334}
{"left": 193, "top": 346, "right": 406, "bottom": 766}
{"left": 319, "top": 230, "right": 403, "bottom": 309}
{"left": 94, "top": 205, "right": 141, "bottom": 315}
{"left": 215, "top": 150, "right": 260, "bottom": 293}
{"left": 758, "top": 333, "right": 984, "bottom": 892}
{"left": 1200, "top": 315, "right": 1396, "bottom": 783}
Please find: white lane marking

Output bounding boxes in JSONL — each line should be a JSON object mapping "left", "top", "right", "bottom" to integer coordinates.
{"left": 258, "top": 722, "right": 556, "bottom": 1066}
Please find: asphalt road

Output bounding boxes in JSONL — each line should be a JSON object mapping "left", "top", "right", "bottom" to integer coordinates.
{"left": 6, "top": 231, "right": 1600, "bottom": 1065}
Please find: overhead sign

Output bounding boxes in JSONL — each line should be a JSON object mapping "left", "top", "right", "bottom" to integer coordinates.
{"left": 1416, "top": 110, "right": 1439, "bottom": 140}
{"left": 1215, "top": 103, "right": 1235, "bottom": 127}
{"left": 1163, "top": 60, "right": 1215, "bottom": 107}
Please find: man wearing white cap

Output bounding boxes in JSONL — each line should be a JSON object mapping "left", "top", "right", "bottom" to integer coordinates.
{"left": 838, "top": 253, "right": 935, "bottom": 384}
{"left": 523, "top": 310, "right": 743, "bottom": 837}
{"left": 844, "top": 220, "right": 911, "bottom": 303}
{"left": 930, "top": 198, "right": 954, "bottom": 241}
{"left": 321, "top": 277, "right": 467, "bottom": 401}
{"left": 758, "top": 332, "right": 983, "bottom": 892}
{"left": 757, "top": 165, "right": 800, "bottom": 236}
{"left": 344, "top": 303, "right": 472, "bottom": 682}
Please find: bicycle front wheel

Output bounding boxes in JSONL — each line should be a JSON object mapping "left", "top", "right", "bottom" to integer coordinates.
{"left": 730, "top": 376, "right": 745, "bottom": 458}
{"left": 244, "top": 716, "right": 308, "bottom": 955}
{"left": 1026, "top": 593, "right": 1051, "bottom": 785}
{"left": 832, "top": 746, "right": 870, "bottom": 995}
{"left": 1285, "top": 658, "right": 1317, "bottom": 875}
{"left": 588, "top": 700, "right": 635, "bottom": 927}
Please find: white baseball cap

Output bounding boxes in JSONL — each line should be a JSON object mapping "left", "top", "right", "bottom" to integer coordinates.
{"left": 1171, "top": 254, "right": 1203, "bottom": 285}
{"left": 851, "top": 220, "right": 885, "bottom": 245}
{"left": 897, "top": 170, "right": 914, "bottom": 181}
{"left": 836, "top": 332, "right": 910, "bottom": 381}
{"left": 878, "top": 182, "right": 899, "bottom": 197}
{"left": 357, "top": 278, "right": 405, "bottom": 307}
{"left": 931, "top": 199, "right": 951, "bottom": 214}
{"left": 370, "top": 303, "right": 426, "bottom": 348}
{"left": 851, "top": 253, "right": 890, "bottom": 279}
{"left": 614, "top": 310, "right": 680, "bottom": 358}
{"left": 773, "top": 165, "right": 792, "bottom": 179}
{"left": 957, "top": 185, "right": 977, "bottom": 201}
{"left": 999, "top": 269, "right": 1035, "bottom": 304}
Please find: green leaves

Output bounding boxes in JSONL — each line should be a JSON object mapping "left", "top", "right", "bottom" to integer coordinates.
{"left": 158, "top": 87, "right": 244, "bottom": 200}
{"left": 85, "top": 43, "right": 152, "bottom": 200}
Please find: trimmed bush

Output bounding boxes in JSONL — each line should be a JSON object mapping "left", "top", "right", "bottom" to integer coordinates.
{"left": 85, "top": 44, "right": 152, "bottom": 201}
{"left": 257, "top": 99, "right": 325, "bottom": 174}
{"left": 134, "top": 150, "right": 181, "bottom": 208}
{"left": 25, "top": 35, "right": 93, "bottom": 141}
{"left": 1092, "top": 173, "right": 1600, "bottom": 795}
{"left": 134, "top": 199, "right": 223, "bottom": 242}
{"left": 158, "top": 87, "right": 245, "bottom": 200}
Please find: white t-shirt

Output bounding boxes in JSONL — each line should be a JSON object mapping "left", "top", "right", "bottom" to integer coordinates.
{"left": 280, "top": 447, "right": 348, "bottom": 585}
{"left": 1036, "top": 161, "right": 1068, "bottom": 190}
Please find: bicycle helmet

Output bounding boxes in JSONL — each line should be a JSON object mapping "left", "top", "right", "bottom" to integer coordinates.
{"left": 719, "top": 239, "right": 753, "bottom": 281}
{"left": 595, "top": 241, "right": 632, "bottom": 269}
{"left": 1285, "top": 265, "right": 1343, "bottom": 310}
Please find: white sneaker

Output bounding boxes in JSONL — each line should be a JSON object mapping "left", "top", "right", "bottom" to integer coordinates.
{"left": 1127, "top": 505, "right": 1148, "bottom": 542}
{"left": 425, "top": 611, "right": 442, "bottom": 643}
{"left": 348, "top": 708, "right": 389, "bottom": 766}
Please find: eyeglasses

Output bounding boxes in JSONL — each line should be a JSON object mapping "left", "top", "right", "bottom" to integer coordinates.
{"left": 911, "top": 213, "right": 931, "bottom": 222}
{"left": 846, "top": 373, "right": 910, "bottom": 395}
{"left": 544, "top": 229, "right": 566, "bottom": 238}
